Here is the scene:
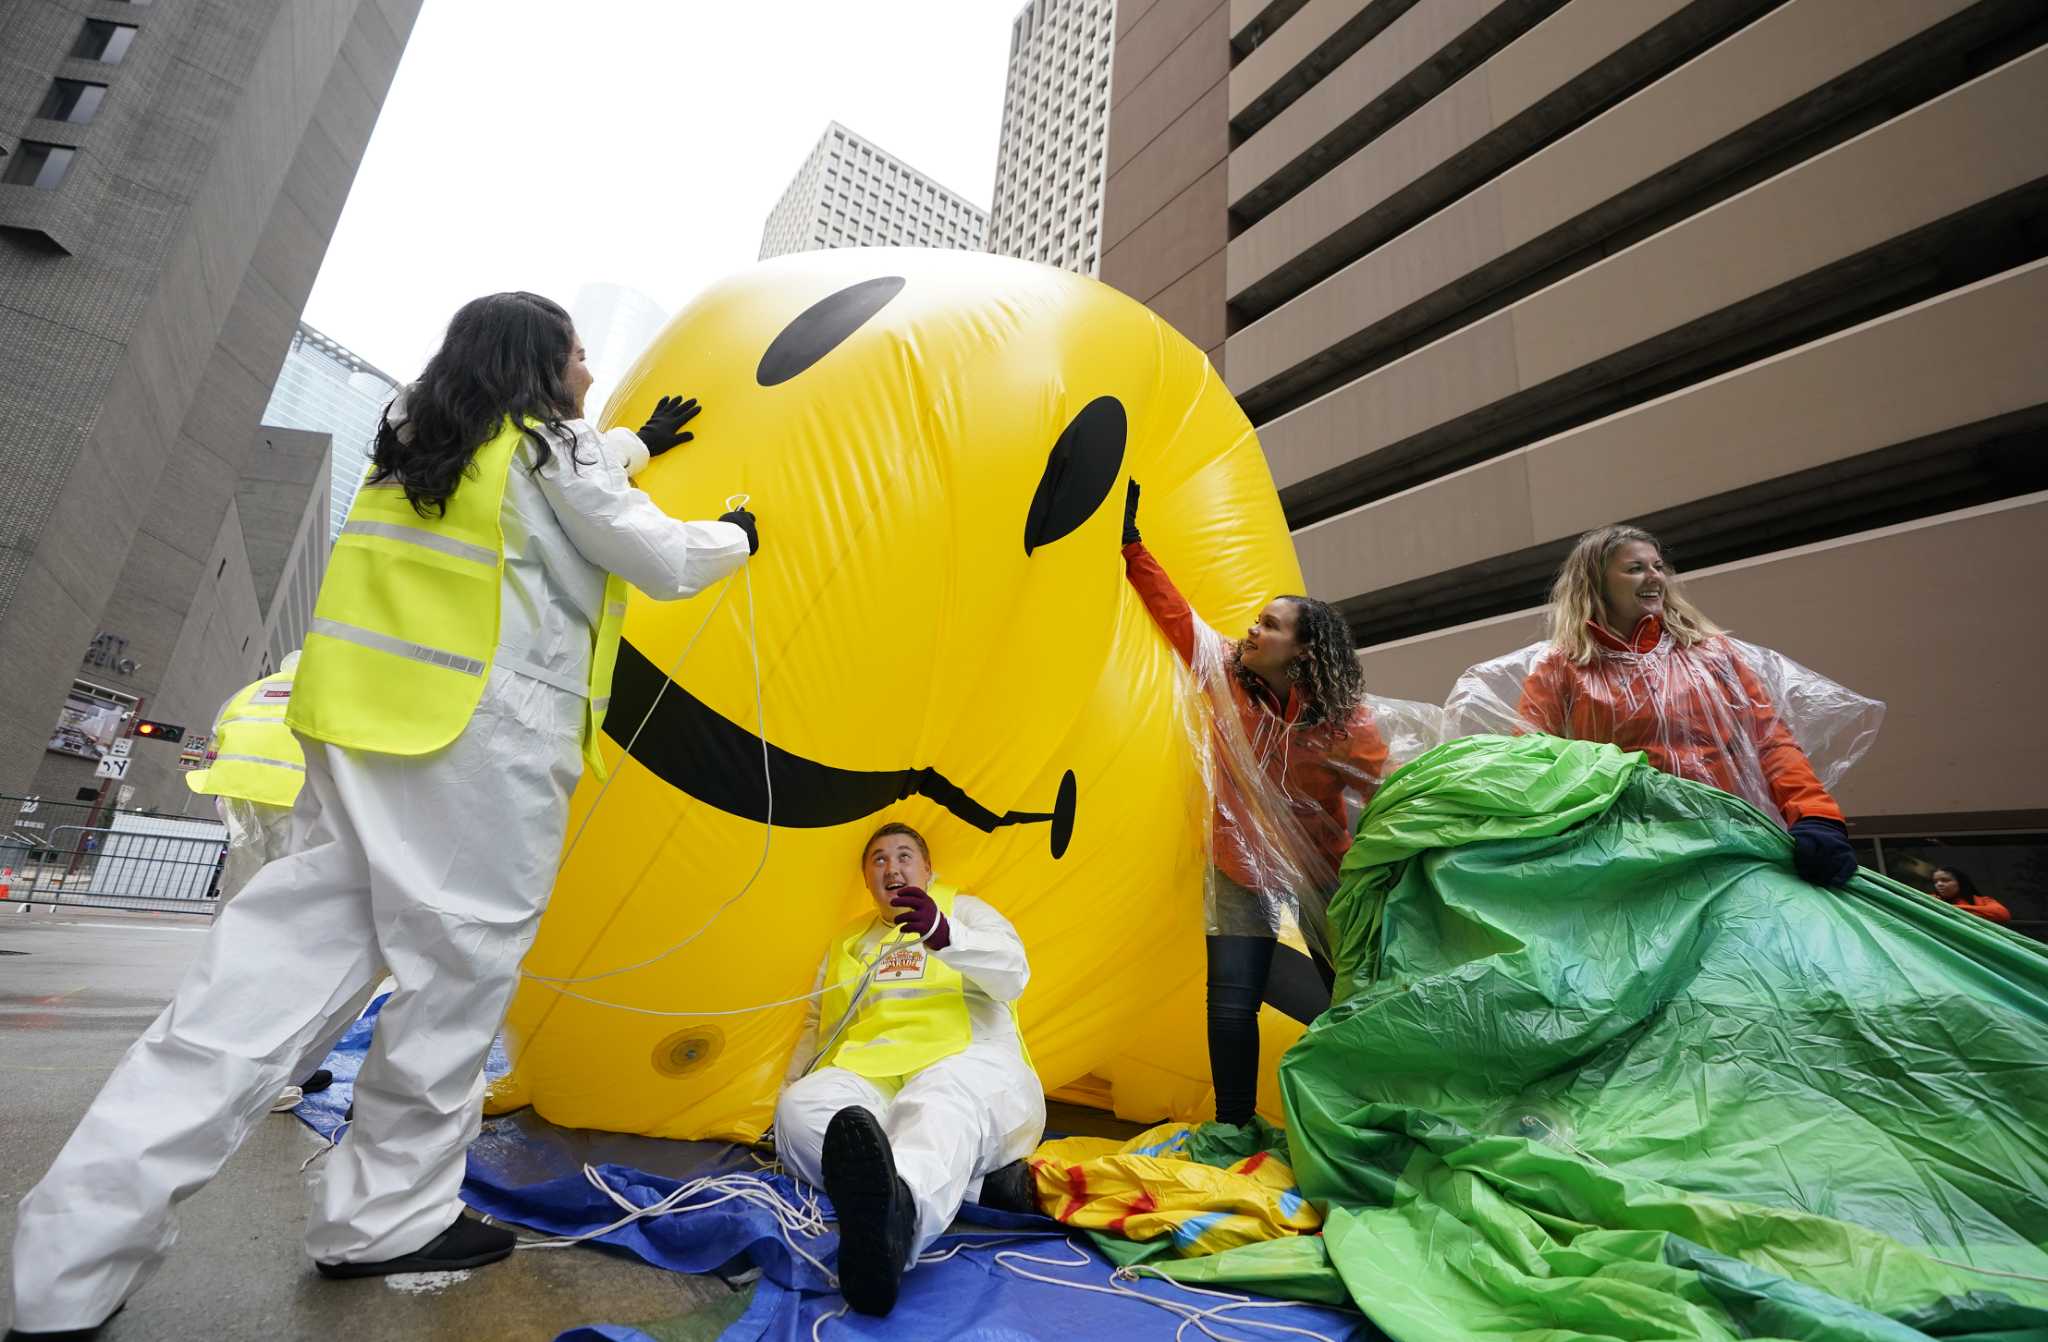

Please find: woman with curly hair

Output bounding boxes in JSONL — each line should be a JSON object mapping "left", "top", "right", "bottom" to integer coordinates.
{"left": 1121, "top": 482, "right": 1402, "bottom": 1127}
{"left": 1446, "top": 524, "right": 1884, "bottom": 889}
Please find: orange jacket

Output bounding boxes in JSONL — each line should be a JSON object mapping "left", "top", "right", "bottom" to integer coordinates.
{"left": 1517, "top": 616, "right": 1843, "bottom": 826}
{"left": 1948, "top": 894, "right": 2012, "bottom": 924}
{"left": 1124, "top": 542, "right": 1389, "bottom": 891}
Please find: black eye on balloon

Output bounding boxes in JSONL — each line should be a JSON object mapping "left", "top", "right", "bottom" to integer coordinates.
{"left": 1024, "top": 395, "right": 1127, "bottom": 555}
{"left": 757, "top": 276, "right": 907, "bottom": 387}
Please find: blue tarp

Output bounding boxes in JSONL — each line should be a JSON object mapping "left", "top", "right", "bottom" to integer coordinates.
{"left": 561, "top": 1231, "right": 1370, "bottom": 1342}
{"left": 299, "top": 1009, "right": 1368, "bottom": 1341}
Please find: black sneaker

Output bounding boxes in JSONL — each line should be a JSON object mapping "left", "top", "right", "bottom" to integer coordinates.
{"left": 299, "top": 1068, "right": 335, "bottom": 1094}
{"left": 823, "top": 1107, "right": 916, "bottom": 1317}
{"left": 314, "top": 1214, "right": 515, "bottom": 1279}
{"left": 977, "top": 1158, "right": 1039, "bottom": 1215}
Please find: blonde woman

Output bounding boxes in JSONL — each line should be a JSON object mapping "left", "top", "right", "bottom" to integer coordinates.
{"left": 1445, "top": 525, "right": 1883, "bottom": 887}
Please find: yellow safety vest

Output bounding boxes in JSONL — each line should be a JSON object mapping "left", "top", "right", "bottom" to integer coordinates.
{"left": 287, "top": 418, "right": 629, "bottom": 779}
{"left": 185, "top": 668, "right": 304, "bottom": 809}
{"left": 818, "top": 883, "right": 975, "bottom": 1081}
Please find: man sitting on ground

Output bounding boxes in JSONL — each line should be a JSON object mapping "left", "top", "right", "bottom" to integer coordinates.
{"left": 774, "top": 822, "right": 1044, "bottom": 1316}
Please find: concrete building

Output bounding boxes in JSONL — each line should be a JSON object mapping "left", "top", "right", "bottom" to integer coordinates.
{"left": 0, "top": 0, "right": 423, "bottom": 813}
{"left": 987, "top": 0, "right": 1118, "bottom": 275}
{"left": 261, "top": 322, "right": 400, "bottom": 539}
{"left": 759, "top": 122, "right": 987, "bottom": 261}
{"left": 240, "top": 425, "right": 331, "bottom": 676}
{"left": 1102, "top": 0, "right": 2048, "bottom": 923}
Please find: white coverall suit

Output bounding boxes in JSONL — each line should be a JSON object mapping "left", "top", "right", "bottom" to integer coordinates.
{"left": 9, "top": 413, "right": 750, "bottom": 1332}
{"left": 205, "top": 653, "right": 383, "bottom": 1097}
{"left": 774, "top": 896, "right": 1047, "bottom": 1260}
{"left": 215, "top": 787, "right": 383, "bottom": 1103}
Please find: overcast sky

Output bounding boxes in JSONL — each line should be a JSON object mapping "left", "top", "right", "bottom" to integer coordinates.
{"left": 304, "top": 0, "right": 1025, "bottom": 381}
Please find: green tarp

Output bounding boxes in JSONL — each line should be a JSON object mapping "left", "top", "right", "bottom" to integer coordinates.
{"left": 1150, "top": 735, "right": 2048, "bottom": 1341}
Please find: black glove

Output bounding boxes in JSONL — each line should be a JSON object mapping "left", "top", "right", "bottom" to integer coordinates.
{"left": 719, "top": 507, "right": 759, "bottom": 555}
{"left": 1122, "top": 479, "right": 1142, "bottom": 546}
{"left": 1789, "top": 817, "right": 1857, "bottom": 888}
{"left": 636, "top": 395, "right": 701, "bottom": 457}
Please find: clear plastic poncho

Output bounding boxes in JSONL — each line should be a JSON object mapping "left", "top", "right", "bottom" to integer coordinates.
{"left": 1444, "top": 630, "right": 1884, "bottom": 826}
{"left": 1183, "top": 624, "right": 1444, "bottom": 957}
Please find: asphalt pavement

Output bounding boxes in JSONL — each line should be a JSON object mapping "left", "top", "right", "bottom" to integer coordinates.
{"left": 0, "top": 904, "right": 743, "bottom": 1341}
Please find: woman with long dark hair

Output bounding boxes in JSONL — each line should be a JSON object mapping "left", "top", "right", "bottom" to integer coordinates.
{"left": 1932, "top": 865, "right": 2011, "bottom": 923}
{"left": 11, "top": 292, "right": 759, "bottom": 1336}
{"left": 1120, "top": 482, "right": 1433, "bottom": 1129}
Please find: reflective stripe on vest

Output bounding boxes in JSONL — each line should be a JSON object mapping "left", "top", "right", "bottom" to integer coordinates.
{"left": 581, "top": 576, "right": 630, "bottom": 781}
{"left": 186, "top": 668, "right": 304, "bottom": 808}
{"left": 818, "top": 883, "right": 973, "bottom": 1081}
{"left": 286, "top": 419, "right": 626, "bottom": 778}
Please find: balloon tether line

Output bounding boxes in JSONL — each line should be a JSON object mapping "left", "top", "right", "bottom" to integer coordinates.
{"left": 520, "top": 494, "right": 929, "bottom": 1027}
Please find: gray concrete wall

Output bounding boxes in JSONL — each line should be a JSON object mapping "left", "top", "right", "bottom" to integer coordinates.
{"left": 1105, "top": 0, "right": 2048, "bottom": 828}
{"left": 1100, "top": 0, "right": 1233, "bottom": 367}
{"left": 245, "top": 424, "right": 331, "bottom": 672}
{"left": 1354, "top": 494, "right": 2048, "bottom": 828}
{"left": 0, "top": 0, "right": 423, "bottom": 807}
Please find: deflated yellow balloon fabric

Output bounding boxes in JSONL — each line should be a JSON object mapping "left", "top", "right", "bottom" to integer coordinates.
{"left": 493, "top": 248, "right": 1306, "bottom": 1141}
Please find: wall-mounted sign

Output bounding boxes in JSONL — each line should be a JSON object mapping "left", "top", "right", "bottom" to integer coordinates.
{"left": 48, "top": 685, "right": 127, "bottom": 760}
{"left": 83, "top": 632, "right": 140, "bottom": 677}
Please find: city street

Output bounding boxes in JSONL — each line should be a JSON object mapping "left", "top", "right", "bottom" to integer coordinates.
{"left": 3, "top": 1, "right": 2043, "bottom": 1337}
{"left": 0, "top": 909, "right": 744, "bottom": 1341}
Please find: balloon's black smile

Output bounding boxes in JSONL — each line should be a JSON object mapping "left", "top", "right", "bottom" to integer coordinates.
{"left": 604, "top": 641, "right": 1078, "bottom": 858}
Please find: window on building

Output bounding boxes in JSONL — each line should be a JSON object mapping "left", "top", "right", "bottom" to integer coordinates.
{"left": 1857, "top": 833, "right": 2048, "bottom": 943}
{"left": 2, "top": 141, "right": 76, "bottom": 189}
{"left": 72, "top": 20, "right": 138, "bottom": 63}
{"left": 36, "top": 79, "right": 108, "bottom": 124}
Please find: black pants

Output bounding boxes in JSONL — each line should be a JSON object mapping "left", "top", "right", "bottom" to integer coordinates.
{"left": 1205, "top": 936, "right": 1334, "bottom": 1127}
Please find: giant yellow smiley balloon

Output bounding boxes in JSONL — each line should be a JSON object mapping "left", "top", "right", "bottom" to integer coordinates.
{"left": 492, "top": 248, "right": 1307, "bottom": 1141}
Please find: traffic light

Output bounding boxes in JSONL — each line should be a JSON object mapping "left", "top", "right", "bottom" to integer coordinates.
{"left": 133, "top": 719, "right": 185, "bottom": 744}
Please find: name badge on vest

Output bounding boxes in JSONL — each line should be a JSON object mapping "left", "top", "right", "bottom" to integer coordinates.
{"left": 259, "top": 686, "right": 292, "bottom": 702}
{"left": 874, "top": 945, "right": 928, "bottom": 983}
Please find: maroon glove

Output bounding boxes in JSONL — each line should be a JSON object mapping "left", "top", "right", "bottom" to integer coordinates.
{"left": 888, "top": 887, "right": 950, "bottom": 951}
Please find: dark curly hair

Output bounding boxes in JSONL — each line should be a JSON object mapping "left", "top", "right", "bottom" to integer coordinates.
{"left": 367, "top": 291, "right": 587, "bottom": 517}
{"left": 1234, "top": 595, "right": 1364, "bottom": 729}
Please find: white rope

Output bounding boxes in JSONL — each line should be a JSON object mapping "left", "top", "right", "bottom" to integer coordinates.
{"left": 522, "top": 566, "right": 766, "bottom": 991}
{"left": 517, "top": 1162, "right": 839, "bottom": 1287}
{"left": 509, "top": 500, "right": 942, "bottom": 1044}
{"left": 810, "top": 1303, "right": 849, "bottom": 1341}
{"left": 548, "top": 573, "right": 734, "bottom": 883}
{"left": 298, "top": 1118, "right": 348, "bottom": 1173}
{"left": 987, "top": 1241, "right": 1347, "bottom": 1342}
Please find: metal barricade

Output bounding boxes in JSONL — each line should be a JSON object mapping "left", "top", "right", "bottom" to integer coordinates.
{"left": 1, "top": 793, "right": 226, "bottom": 917}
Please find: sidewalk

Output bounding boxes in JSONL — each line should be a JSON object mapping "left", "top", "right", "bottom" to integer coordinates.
{"left": 0, "top": 907, "right": 737, "bottom": 1341}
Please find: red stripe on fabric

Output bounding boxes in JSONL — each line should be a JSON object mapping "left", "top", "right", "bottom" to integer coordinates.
{"left": 1240, "top": 1152, "right": 1268, "bottom": 1175}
